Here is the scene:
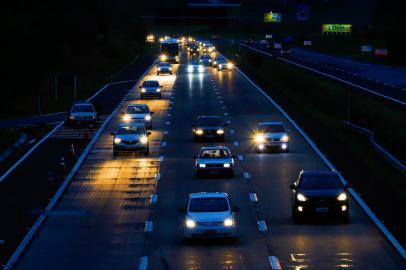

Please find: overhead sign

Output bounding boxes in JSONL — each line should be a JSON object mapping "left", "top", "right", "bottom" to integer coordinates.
{"left": 322, "top": 24, "right": 352, "bottom": 33}
{"left": 264, "top": 12, "right": 282, "bottom": 23}
{"left": 361, "top": 45, "right": 373, "bottom": 52}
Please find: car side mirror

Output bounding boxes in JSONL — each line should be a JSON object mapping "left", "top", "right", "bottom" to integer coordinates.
{"left": 232, "top": 206, "right": 239, "bottom": 212}
{"left": 147, "top": 132, "right": 151, "bottom": 136}
{"left": 139, "top": 85, "right": 142, "bottom": 89}
{"left": 193, "top": 156, "right": 197, "bottom": 159}
{"left": 231, "top": 155, "right": 236, "bottom": 158}
{"left": 150, "top": 111, "right": 154, "bottom": 114}
{"left": 178, "top": 208, "right": 186, "bottom": 213}
{"left": 110, "top": 132, "right": 115, "bottom": 136}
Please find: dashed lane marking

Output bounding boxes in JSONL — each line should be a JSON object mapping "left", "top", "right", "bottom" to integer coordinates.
{"left": 268, "top": 256, "right": 282, "bottom": 270}
{"left": 237, "top": 155, "right": 244, "bottom": 161}
{"left": 258, "top": 220, "right": 267, "bottom": 231}
{"left": 249, "top": 193, "right": 258, "bottom": 202}
{"left": 150, "top": 194, "right": 158, "bottom": 204}
{"left": 243, "top": 172, "right": 251, "bottom": 179}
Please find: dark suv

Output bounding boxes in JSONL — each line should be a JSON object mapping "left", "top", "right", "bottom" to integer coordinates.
{"left": 290, "top": 171, "right": 349, "bottom": 224}
{"left": 192, "top": 116, "right": 227, "bottom": 142}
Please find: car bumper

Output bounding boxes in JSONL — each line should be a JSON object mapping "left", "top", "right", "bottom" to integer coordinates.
{"left": 129, "top": 119, "right": 152, "bottom": 128}
{"left": 141, "top": 92, "right": 161, "bottom": 98}
{"left": 294, "top": 202, "right": 349, "bottom": 216}
{"left": 195, "top": 167, "right": 233, "bottom": 175}
{"left": 256, "top": 142, "right": 289, "bottom": 151}
{"left": 158, "top": 69, "right": 172, "bottom": 74}
{"left": 193, "top": 133, "right": 224, "bottom": 140}
{"left": 68, "top": 119, "right": 97, "bottom": 126}
{"left": 114, "top": 144, "right": 148, "bottom": 152}
{"left": 184, "top": 226, "right": 236, "bottom": 238}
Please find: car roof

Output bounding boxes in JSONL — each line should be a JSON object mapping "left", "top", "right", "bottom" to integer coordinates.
{"left": 117, "top": 122, "right": 145, "bottom": 128}
{"left": 258, "top": 121, "right": 284, "bottom": 126}
{"left": 127, "top": 104, "right": 149, "bottom": 108}
{"left": 72, "top": 101, "right": 92, "bottom": 106}
{"left": 300, "top": 170, "right": 339, "bottom": 177}
{"left": 189, "top": 192, "right": 228, "bottom": 199}
{"left": 200, "top": 146, "right": 230, "bottom": 151}
{"left": 143, "top": 80, "right": 159, "bottom": 83}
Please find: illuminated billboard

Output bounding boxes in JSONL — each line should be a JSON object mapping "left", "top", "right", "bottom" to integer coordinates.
{"left": 264, "top": 12, "right": 282, "bottom": 23}
{"left": 188, "top": 0, "right": 241, "bottom": 7}
{"left": 322, "top": 24, "right": 352, "bottom": 33}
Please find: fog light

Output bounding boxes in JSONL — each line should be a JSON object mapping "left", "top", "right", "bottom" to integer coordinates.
{"left": 298, "top": 206, "right": 303, "bottom": 212}
{"left": 258, "top": 144, "right": 265, "bottom": 151}
{"left": 199, "top": 164, "right": 206, "bottom": 168}
{"left": 140, "top": 136, "right": 148, "bottom": 144}
{"left": 141, "top": 88, "right": 146, "bottom": 93}
{"left": 341, "top": 205, "right": 347, "bottom": 211}
{"left": 281, "top": 143, "right": 288, "bottom": 150}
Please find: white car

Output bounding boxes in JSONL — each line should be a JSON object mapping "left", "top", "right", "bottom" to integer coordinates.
{"left": 111, "top": 122, "right": 151, "bottom": 156}
{"left": 122, "top": 104, "right": 153, "bottom": 129}
{"left": 66, "top": 101, "right": 97, "bottom": 127}
{"left": 157, "top": 62, "right": 172, "bottom": 75}
{"left": 181, "top": 192, "right": 238, "bottom": 240}
{"left": 194, "top": 146, "right": 235, "bottom": 178}
{"left": 187, "top": 60, "right": 204, "bottom": 73}
{"left": 254, "top": 122, "right": 290, "bottom": 152}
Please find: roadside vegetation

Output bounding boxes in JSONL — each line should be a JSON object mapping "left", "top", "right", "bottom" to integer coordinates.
{"left": 219, "top": 44, "right": 406, "bottom": 246}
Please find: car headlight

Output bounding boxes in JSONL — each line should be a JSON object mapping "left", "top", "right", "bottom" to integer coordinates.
{"left": 188, "top": 65, "right": 193, "bottom": 72}
{"left": 145, "top": 115, "right": 152, "bottom": 121}
{"left": 169, "top": 67, "right": 172, "bottom": 70}
{"left": 141, "top": 88, "right": 146, "bottom": 93}
{"left": 156, "top": 88, "right": 161, "bottom": 92}
{"left": 186, "top": 219, "right": 196, "bottom": 228}
{"left": 161, "top": 55, "right": 167, "bottom": 61}
{"left": 114, "top": 138, "right": 122, "bottom": 144}
{"left": 69, "top": 116, "right": 75, "bottom": 120}
{"left": 209, "top": 59, "right": 212, "bottom": 62}
{"left": 198, "top": 65, "right": 204, "bottom": 72}
{"left": 281, "top": 135, "right": 289, "bottom": 142}
{"left": 297, "top": 193, "right": 308, "bottom": 202}
{"left": 224, "top": 218, "right": 234, "bottom": 227}
{"left": 214, "top": 61, "right": 217, "bottom": 65}
{"left": 140, "top": 135, "right": 148, "bottom": 144}
{"left": 195, "top": 129, "right": 204, "bottom": 135}
{"left": 158, "top": 67, "right": 161, "bottom": 71}
{"left": 123, "top": 114, "right": 131, "bottom": 122}
{"left": 223, "top": 163, "right": 231, "bottom": 168}
{"left": 227, "top": 63, "right": 233, "bottom": 69}
{"left": 199, "top": 164, "right": 206, "bottom": 168}
{"left": 255, "top": 134, "right": 265, "bottom": 143}
{"left": 337, "top": 192, "right": 348, "bottom": 201}
{"left": 218, "top": 64, "right": 223, "bottom": 68}
{"left": 216, "top": 129, "right": 224, "bottom": 135}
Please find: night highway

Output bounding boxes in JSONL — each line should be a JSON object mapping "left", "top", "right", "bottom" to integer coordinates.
{"left": 1, "top": 1, "right": 406, "bottom": 270}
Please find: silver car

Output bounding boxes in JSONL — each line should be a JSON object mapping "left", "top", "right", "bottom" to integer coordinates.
{"left": 111, "top": 123, "right": 151, "bottom": 156}
{"left": 180, "top": 192, "right": 238, "bottom": 240}
{"left": 66, "top": 101, "right": 97, "bottom": 127}
{"left": 122, "top": 104, "right": 153, "bottom": 129}
{"left": 254, "top": 122, "right": 290, "bottom": 152}
{"left": 139, "top": 80, "right": 162, "bottom": 99}
{"left": 187, "top": 60, "right": 204, "bottom": 73}
{"left": 199, "top": 54, "right": 212, "bottom": 66}
{"left": 194, "top": 146, "right": 235, "bottom": 178}
{"left": 157, "top": 62, "right": 172, "bottom": 75}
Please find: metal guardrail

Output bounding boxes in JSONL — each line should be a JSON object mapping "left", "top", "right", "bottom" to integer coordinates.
{"left": 342, "top": 121, "right": 406, "bottom": 173}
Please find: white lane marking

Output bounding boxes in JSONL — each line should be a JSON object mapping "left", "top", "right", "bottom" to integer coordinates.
{"left": 164, "top": 131, "right": 168, "bottom": 135}
{"left": 168, "top": 106, "right": 172, "bottom": 110}
{"left": 249, "top": 193, "right": 258, "bottom": 202}
{"left": 150, "top": 194, "right": 158, "bottom": 204}
{"left": 224, "top": 112, "right": 228, "bottom": 116}
{"left": 166, "top": 121, "right": 170, "bottom": 125}
{"left": 138, "top": 256, "right": 148, "bottom": 270}
{"left": 156, "top": 172, "right": 161, "bottom": 181}
{"left": 159, "top": 156, "right": 164, "bottom": 162}
{"left": 145, "top": 221, "right": 153, "bottom": 232}
{"left": 167, "top": 113, "right": 171, "bottom": 117}
{"left": 258, "top": 220, "right": 267, "bottom": 231}
{"left": 268, "top": 256, "right": 282, "bottom": 270}
{"left": 230, "top": 129, "right": 235, "bottom": 134}
{"left": 238, "top": 155, "right": 244, "bottom": 161}
{"left": 220, "top": 101, "right": 224, "bottom": 104}
{"left": 243, "top": 172, "right": 251, "bottom": 179}
{"left": 222, "top": 106, "right": 226, "bottom": 109}
{"left": 162, "top": 142, "right": 167, "bottom": 147}
{"left": 227, "top": 120, "right": 231, "bottom": 124}
{"left": 233, "top": 141, "right": 239, "bottom": 146}
{"left": 228, "top": 58, "right": 406, "bottom": 261}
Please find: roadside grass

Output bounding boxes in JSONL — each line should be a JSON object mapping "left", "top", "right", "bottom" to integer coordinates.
{"left": 219, "top": 44, "right": 406, "bottom": 244}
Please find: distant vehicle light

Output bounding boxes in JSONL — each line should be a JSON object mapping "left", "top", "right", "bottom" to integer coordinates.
{"left": 199, "top": 164, "right": 206, "bottom": 168}
{"left": 161, "top": 55, "right": 167, "bottom": 61}
{"left": 216, "top": 129, "right": 224, "bottom": 135}
{"left": 186, "top": 219, "right": 196, "bottom": 228}
{"left": 227, "top": 63, "right": 233, "bottom": 69}
{"left": 224, "top": 218, "right": 234, "bottom": 227}
{"left": 281, "top": 135, "right": 289, "bottom": 142}
{"left": 223, "top": 163, "right": 231, "bottom": 168}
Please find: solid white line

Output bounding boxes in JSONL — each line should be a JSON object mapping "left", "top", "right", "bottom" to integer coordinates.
{"left": 227, "top": 120, "right": 231, "bottom": 124}
{"left": 166, "top": 121, "right": 170, "bottom": 125}
{"left": 230, "top": 129, "right": 235, "bottom": 134}
{"left": 164, "top": 131, "right": 168, "bottom": 135}
{"left": 258, "top": 220, "right": 267, "bottom": 231}
{"left": 233, "top": 141, "right": 239, "bottom": 146}
{"left": 159, "top": 156, "right": 164, "bottom": 162}
{"left": 249, "top": 193, "right": 258, "bottom": 202}
{"left": 138, "top": 256, "right": 148, "bottom": 270}
{"left": 241, "top": 44, "right": 406, "bottom": 106}
{"left": 3, "top": 57, "right": 160, "bottom": 270}
{"left": 243, "top": 172, "right": 251, "bottom": 179}
{"left": 268, "top": 256, "right": 282, "bottom": 270}
{"left": 150, "top": 194, "right": 158, "bottom": 204}
{"left": 230, "top": 60, "right": 406, "bottom": 261}
{"left": 162, "top": 142, "right": 167, "bottom": 147}
{"left": 145, "top": 221, "right": 153, "bottom": 232}
{"left": 0, "top": 122, "right": 63, "bottom": 183}
{"left": 224, "top": 112, "right": 228, "bottom": 116}
{"left": 238, "top": 155, "right": 244, "bottom": 161}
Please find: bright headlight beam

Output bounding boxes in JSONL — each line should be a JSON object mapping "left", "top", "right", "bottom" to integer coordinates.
{"left": 337, "top": 192, "right": 348, "bottom": 201}
{"left": 297, "top": 193, "right": 307, "bottom": 202}
{"left": 224, "top": 218, "right": 234, "bottom": 227}
{"left": 186, "top": 219, "right": 196, "bottom": 228}
{"left": 223, "top": 163, "right": 231, "bottom": 168}
{"left": 123, "top": 114, "right": 131, "bottom": 122}
{"left": 140, "top": 135, "right": 148, "bottom": 144}
{"left": 114, "top": 138, "right": 122, "bottom": 144}
{"left": 216, "top": 129, "right": 224, "bottom": 135}
{"left": 195, "top": 129, "right": 204, "bottom": 135}
{"left": 145, "top": 115, "right": 151, "bottom": 121}
{"left": 255, "top": 134, "right": 265, "bottom": 143}
{"left": 198, "top": 164, "right": 206, "bottom": 168}
{"left": 281, "top": 135, "right": 289, "bottom": 142}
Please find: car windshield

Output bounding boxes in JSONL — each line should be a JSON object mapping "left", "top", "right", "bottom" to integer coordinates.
{"left": 159, "top": 63, "right": 170, "bottom": 67}
{"left": 72, "top": 105, "right": 94, "bottom": 113}
{"left": 190, "top": 61, "right": 199, "bottom": 65}
{"left": 258, "top": 124, "right": 285, "bottom": 133}
{"left": 189, "top": 197, "right": 229, "bottom": 212}
{"left": 127, "top": 106, "right": 149, "bottom": 114}
{"left": 200, "top": 149, "right": 230, "bottom": 159}
{"left": 143, "top": 81, "right": 159, "bottom": 87}
{"left": 201, "top": 55, "right": 211, "bottom": 59}
{"left": 299, "top": 175, "right": 343, "bottom": 189}
{"left": 117, "top": 126, "right": 144, "bottom": 134}
{"left": 195, "top": 117, "right": 222, "bottom": 126}
{"left": 217, "top": 59, "right": 227, "bottom": 64}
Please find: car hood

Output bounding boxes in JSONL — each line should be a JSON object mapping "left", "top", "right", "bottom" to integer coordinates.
{"left": 187, "top": 211, "right": 231, "bottom": 222}
{"left": 196, "top": 126, "right": 222, "bottom": 131}
{"left": 300, "top": 188, "right": 344, "bottom": 198}
{"left": 128, "top": 113, "right": 148, "bottom": 119}
{"left": 144, "top": 87, "right": 159, "bottom": 91}
{"left": 71, "top": 112, "right": 96, "bottom": 117}
{"left": 263, "top": 132, "right": 287, "bottom": 139}
{"left": 115, "top": 134, "right": 143, "bottom": 140}
{"left": 198, "top": 158, "right": 233, "bottom": 164}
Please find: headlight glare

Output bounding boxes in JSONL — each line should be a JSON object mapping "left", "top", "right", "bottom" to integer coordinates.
{"left": 186, "top": 219, "right": 196, "bottom": 228}
{"left": 195, "top": 129, "right": 204, "bottom": 135}
{"left": 255, "top": 134, "right": 265, "bottom": 143}
{"left": 114, "top": 138, "right": 122, "bottom": 144}
{"left": 281, "top": 135, "right": 289, "bottom": 142}
{"left": 297, "top": 193, "right": 307, "bottom": 202}
{"left": 224, "top": 218, "right": 234, "bottom": 227}
{"left": 140, "top": 135, "right": 148, "bottom": 144}
{"left": 145, "top": 115, "right": 152, "bottom": 121}
{"left": 199, "top": 164, "right": 206, "bottom": 168}
{"left": 223, "top": 163, "right": 231, "bottom": 168}
{"left": 123, "top": 114, "right": 131, "bottom": 122}
{"left": 216, "top": 129, "right": 224, "bottom": 135}
{"left": 141, "top": 88, "right": 146, "bottom": 93}
{"left": 337, "top": 192, "right": 348, "bottom": 201}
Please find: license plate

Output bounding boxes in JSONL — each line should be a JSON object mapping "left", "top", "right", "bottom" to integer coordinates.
{"left": 203, "top": 230, "right": 216, "bottom": 234}
{"left": 206, "top": 135, "right": 214, "bottom": 138}
{"left": 316, "top": 207, "right": 329, "bottom": 213}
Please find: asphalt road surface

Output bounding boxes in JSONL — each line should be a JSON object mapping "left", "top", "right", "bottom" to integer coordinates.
{"left": 12, "top": 51, "right": 405, "bottom": 269}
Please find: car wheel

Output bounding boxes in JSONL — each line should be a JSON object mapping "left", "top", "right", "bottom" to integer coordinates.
{"left": 340, "top": 212, "right": 349, "bottom": 224}
{"left": 113, "top": 151, "right": 118, "bottom": 157}
{"left": 292, "top": 210, "right": 302, "bottom": 224}
{"left": 144, "top": 148, "right": 150, "bottom": 156}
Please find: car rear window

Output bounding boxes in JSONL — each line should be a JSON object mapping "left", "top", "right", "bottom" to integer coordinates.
{"left": 72, "top": 105, "right": 94, "bottom": 113}
{"left": 189, "top": 197, "right": 229, "bottom": 212}
{"left": 200, "top": 149, "right": 230, "bottom": 159}
{"left": 258, "top": 124, "right": 285, "bottom": 133}
{"left": 299, "top": 175, "right": 342, "bottom": 189}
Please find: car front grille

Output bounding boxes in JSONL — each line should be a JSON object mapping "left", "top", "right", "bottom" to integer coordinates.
{"left": 122, "top": 140, "right": 139, "bottom": 145}
{"left": 196, "top": 221, "right": 224, "bottom": 227}
{"left": 205, "top": 164, "right": 224, "bottom": 168}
